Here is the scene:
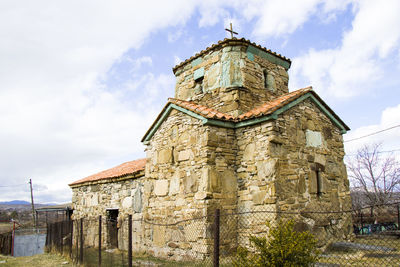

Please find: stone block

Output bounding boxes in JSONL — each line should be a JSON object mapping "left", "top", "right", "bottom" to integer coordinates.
{"left": 243, "top": 143, "right": 256, "bottom": 161}
{"left": 153, "top": 225, "right": 166, "bottom": 247}
{"left": 158, "top": 149, "right": 172, "bottom": 163}
{"left": 252, "top": 191, "right": 266, "bottom": 205}
{"left": 184, "top": 173, "right": 198, "bottom": 193}
{"left": 133, "top": 188, "right": 142, "bottom": 213}
{"left": 178, "top": 149, "right": 193, "bottom": 161}
{"left": 256, "top": 159, "right": 276, "bottom": 179}
{"left": 169, "top": 172, "right": 180, "bottom": 195}
{"left": 209, "top": 168, "right": 221, "bottom": 192}
{"left": 207, "top": 62, "right": 220, "bottom": 89}
{"left": 221, "top": 169, "right": 237, "bottom": 193}
{"left": 154, "top": 180, "right": 169, "bottom": 196}
{"left": 122, "top": 197, "right": 132, "bottom": 209}
{"left": 315, "top": 154, "right": 326, "bottom": 166}
{"left": 306, "top": 130, "right": 323, "bottom": 147}
{"left": 195, "top": 191, "right": 208, "bottom": 200}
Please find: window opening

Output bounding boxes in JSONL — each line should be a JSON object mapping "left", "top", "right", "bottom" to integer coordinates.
{"left": 314, "top": 163, "right": 324, "bottom": 198}
{"left": 194, "top": 76, "right": 203, "bottom": 94}
{"left": 316, "top": 170, "right": 322, "bottom": 198}
{"left": 263, "top": 69, "right": 276, "bottom": 91}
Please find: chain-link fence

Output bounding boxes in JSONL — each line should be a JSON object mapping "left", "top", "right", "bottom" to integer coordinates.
{"left": 46, "top": 203, "right": 400, "bottom": 266}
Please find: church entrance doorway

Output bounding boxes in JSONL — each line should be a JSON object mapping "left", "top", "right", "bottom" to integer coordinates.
{"left": 106, "top": 208, "right": 119, "bottom": 248}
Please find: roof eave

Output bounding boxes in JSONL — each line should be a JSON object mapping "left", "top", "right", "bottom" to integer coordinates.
{"left": 141, "top": 90, "right": 350, "bottom": 144}
{"left": 142, "top": 102, "right": 212, "bottom": 143}
{"left": 235, "top": 91, "right": 350, "bottom": 133}
{"left": 69, "top": 170, "right": 145, "bottom": 188}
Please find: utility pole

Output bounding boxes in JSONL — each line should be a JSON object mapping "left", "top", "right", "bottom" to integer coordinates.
{"left": 29, "top": 179, "right": 36, "bottom": 228}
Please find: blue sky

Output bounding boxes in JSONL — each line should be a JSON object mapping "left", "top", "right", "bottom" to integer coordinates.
{"left": 0, "top": 0, "right": 399, "bottom": 203}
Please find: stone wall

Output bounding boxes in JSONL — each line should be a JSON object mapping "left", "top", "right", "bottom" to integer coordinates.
{"left": 273, "top": 99, "right": 352, "bottom": 244}
{"left": 71, "top": 177, "right": 145, "bottom": 249}
{"left": 235, "top": 98, "right": 352, "bottom": 246}
{"left": 143, "top": 109, "right": 238, "bottom": 259}
{"left": 173, "top": 41, "right": 289, "bottom": 116}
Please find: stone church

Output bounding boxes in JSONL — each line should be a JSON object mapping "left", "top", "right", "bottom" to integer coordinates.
{"left": 69, "top": 38, "right": 352, "bottom": 259}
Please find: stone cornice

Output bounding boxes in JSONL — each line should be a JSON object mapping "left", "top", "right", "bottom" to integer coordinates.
{"left": 172, "top": 38, "right": 291, "bottom": 74}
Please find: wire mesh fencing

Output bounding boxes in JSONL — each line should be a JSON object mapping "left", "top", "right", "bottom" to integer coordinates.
{"left": 0, "top": 231, "right": 12, "bottom": 255}
{"left": 45, "top": 203, "right": 400, "bottom": 266}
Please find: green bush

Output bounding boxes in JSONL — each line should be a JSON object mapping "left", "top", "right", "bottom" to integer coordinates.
{"left": 233, "top": 220, "right": 319, "bottom": 267}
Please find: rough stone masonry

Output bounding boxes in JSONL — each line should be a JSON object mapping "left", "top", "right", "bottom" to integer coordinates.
{"left": 69, "top": 38, "right": 352, "bottom": 260}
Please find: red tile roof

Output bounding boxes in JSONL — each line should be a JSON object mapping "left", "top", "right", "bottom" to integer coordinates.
{"left": 69, "top": 158, "right": 146, "bottom": 186}
{"left": 169, "top": 98, "right": 236, "bottom": 121}
{"left": 142, "top": 86, "right": 349, "bottom": 143}
{"left": 238, "top": 87, "right": 312, "bottom": 120}
{"left": 172, "top": 38, "right": 291, "bottom": 74}
{"left": 169, "top": 87, "right": 313, "bottom": 122}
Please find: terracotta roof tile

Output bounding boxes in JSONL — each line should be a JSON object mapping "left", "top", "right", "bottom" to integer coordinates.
{"left": 168, "top": 87, "right": 312, "bottom": 123}
{"left": 238, "top": 87, "right": 313, "bottom": 120}
{"left": 169, "top": 98, "right": 236, "bottom": 121}
{"left": 172, "top": 38, "right": 291, "bottom": 74}
{"left": 69, "top": 158, "right": 146, "bottom": 186}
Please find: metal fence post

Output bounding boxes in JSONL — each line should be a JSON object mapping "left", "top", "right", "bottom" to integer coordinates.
{"left": 397, "top": 204, "right": 400, "bottom": 230}
{"left": 60, "top": 221, "right": 64, "bottom": 254}
{"left": 80, "top": 218, "right": 83, "bottom": 264}
{"left": 213, "top": 209, "right": 220, "bottom": 267}
{"left": 69, "top": 220, "right": 73, "bottom": 258}
{"left": 75, "top": 221, "right": 78, "bottom": 263}
{"left": 99, "top": 215, "right": 102, "bottom": 267}
{"left": 128, "top": 215, "right": 132, "bottom": 267}
{"left": 11, "top": 221, "right": 15, "bottom": 256}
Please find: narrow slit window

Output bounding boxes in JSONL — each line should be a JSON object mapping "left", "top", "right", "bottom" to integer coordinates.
{"left": 171, "top": 146, "right": 175, "bottom": 164}
{"left": 316, "top": 170, "right": 322, "bottom": 198}
{"left": 314, "top": 163, "right": 324, "bottom": 198}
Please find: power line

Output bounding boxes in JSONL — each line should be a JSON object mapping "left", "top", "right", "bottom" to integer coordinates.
{"left": 345, "top": 148, "right": 400, "bottom": 157}
{"left": 344, "top": 124, "right": 400, "bottom": 143}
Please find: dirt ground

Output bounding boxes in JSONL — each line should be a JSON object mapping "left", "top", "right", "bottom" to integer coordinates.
{"left": 0, "top": 253, "right": 72, "bottom": 267}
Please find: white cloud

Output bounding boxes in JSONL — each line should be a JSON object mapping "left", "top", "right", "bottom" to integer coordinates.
{"left": 197, "top": 0, "right": 234, "bottom": 28}
{"left": 290, "top": 0, "right": 400, "bottom": 98}
{"left": 168, "top": 29, "right": 184, "bottom": 43}
{"left": 241, "top": 0, "right": 350, "bottom": 39}
{"left": 344, "top": 103, "right": 400, "bottom": 156}
{"left": 174, "top": 56, "right": 183, "bottom": 66}
{"left": 0, "top": 0, "right": 196, "bottom": 202}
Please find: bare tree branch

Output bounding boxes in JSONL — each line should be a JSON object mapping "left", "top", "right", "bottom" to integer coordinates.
{"left": 347, "top": 143, "right": 400, "bottom": 208}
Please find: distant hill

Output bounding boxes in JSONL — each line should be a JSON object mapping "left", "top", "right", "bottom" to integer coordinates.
{"left": 0, "top": 200, "right": 30, "bottom": 205}
{"left": 0, "top": 200, "right": 58, "bottom": 206}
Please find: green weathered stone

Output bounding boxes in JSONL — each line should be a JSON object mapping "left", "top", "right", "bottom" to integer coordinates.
{"left": 191, "top": 57, "right": 203, "bottom": 67}
{"left": 246, "top": 45, "right": 291, "bottom": 70}
{"left": 193, "top": 67, "right": 204, "bottom": 81}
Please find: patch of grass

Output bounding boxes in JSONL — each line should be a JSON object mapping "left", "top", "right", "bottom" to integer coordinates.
{"left": 72, "top": 247, "right": 213, "bottom": 267}
{"left": 0, "top": 253, "right": 72, "bottom": 267}
{"left": 318, "top": 236, "right": 400, "bottom": 267}
{"left": 0, "top": 223, "right": 11, "bottom": 234}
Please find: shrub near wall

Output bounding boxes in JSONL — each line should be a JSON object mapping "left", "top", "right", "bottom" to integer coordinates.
{"left": 233, "top": 220, "right": 319, "bottom": 267}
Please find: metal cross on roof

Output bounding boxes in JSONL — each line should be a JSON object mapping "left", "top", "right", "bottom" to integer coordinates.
{"left": 225, "top": 23, "right": 238, "bottom": 38}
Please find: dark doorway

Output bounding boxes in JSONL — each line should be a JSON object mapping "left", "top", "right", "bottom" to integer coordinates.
{"left": 106, "top": 209, "right": 119, "bottom": 248}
